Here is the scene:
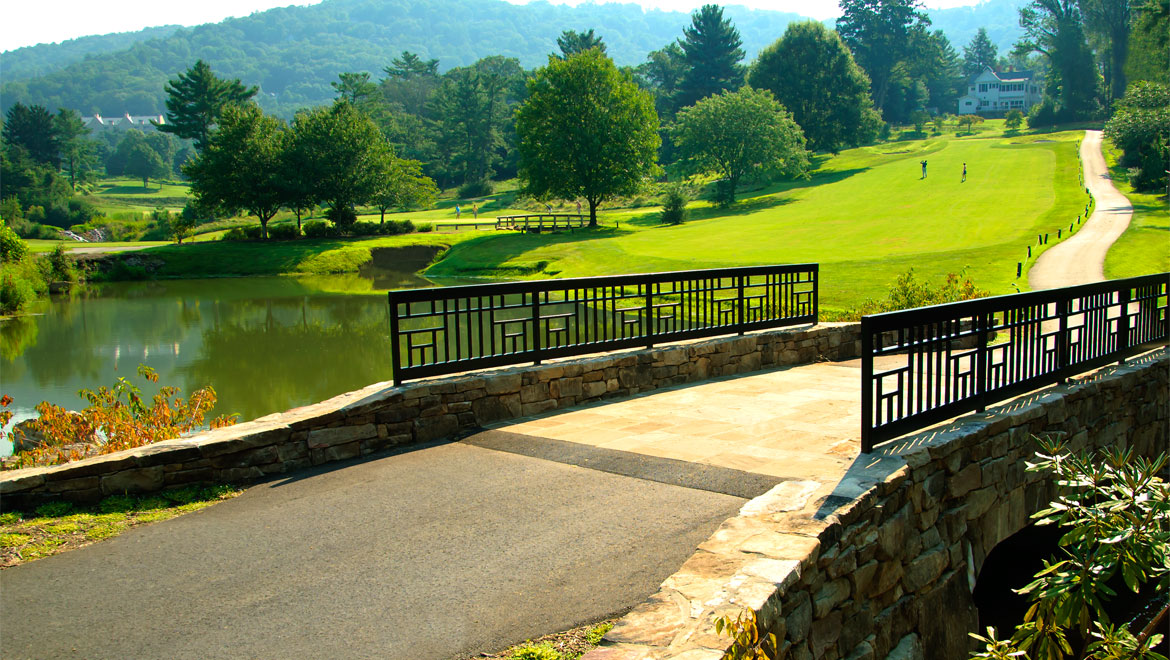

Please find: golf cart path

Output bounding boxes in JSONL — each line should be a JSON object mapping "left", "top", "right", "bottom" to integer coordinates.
{"left": 1028, "top": 129, "right": 1132, "bottom": 290}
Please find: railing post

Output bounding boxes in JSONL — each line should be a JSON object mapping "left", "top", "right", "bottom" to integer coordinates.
{"left": 646, "top": 282, "right": 655, "bottom": 348}
{"left": 861, "top": 316, "right": 874, "bottom": 453}
{"left": 1116, "top": 286, "right": 1130, "bottom": 363}
{"left": 531, "top": 290, "right": 542, "bottom": 365}
{"left": 1057, "top": 294, "right": 1070, "bottom": 377}
{"left": 976, "top": 312, "right": 989, "bottom": 412}
{"left": 737, "top": 274, "right": 746, "bottom": 335}
{"left": 388, "top": 292, "right": 402, "bottom": 386}
{"left": 812, "top": 265, "right": 820, "bottom": 323}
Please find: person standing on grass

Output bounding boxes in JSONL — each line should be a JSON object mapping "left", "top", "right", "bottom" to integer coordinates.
{"left": 455, "top": 204, "right": 461, "bottom": 219}
{"left": 920, "top": 160, "right": 928, "bottom": 179}
{"left": 962, "top": 163, "right": 967, "bottom": 183}
{"left": 576, "top": 200, "right": 581, "bottom": 215}
{"left": 473, "top": 203, "right": 478, "bottom": 219}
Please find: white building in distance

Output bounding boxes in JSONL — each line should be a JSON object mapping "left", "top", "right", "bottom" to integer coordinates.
{"left": 80, "top": 113, "right": 165, "bottom": 131}
{"left": 957, "top": 67, "right": 1044, "bottom": 116}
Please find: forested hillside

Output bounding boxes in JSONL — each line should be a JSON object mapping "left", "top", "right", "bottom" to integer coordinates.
{"left": 1, "top": 0, "right": 1024, "bottom": 118}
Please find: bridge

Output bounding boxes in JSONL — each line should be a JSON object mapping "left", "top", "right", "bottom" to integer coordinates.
{"left": 2, "top": 132, "right": 1168, "bottom": 659}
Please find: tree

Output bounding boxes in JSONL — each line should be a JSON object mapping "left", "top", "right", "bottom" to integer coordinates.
{"left": 2, "top": 103, "right": 59, "bottom": 167}
{"left": 184, "top": 104, "right": 287, "bottom": 239}
{"left": 157, "top": 60, "right": 258, "bottom": 152}
{"left": 384, "top": 51, "right": 439, "bottom": 80}
{"left": 1127, "top": 0, "right": 1168, "bottom": 85}
{"left": 962, "top": 27, "right": 999, "bottom": 77}
{"left": 637, "top": 43, "right": 687, "bottom": 119}
{"left": 288, "top": 102, "right": 394, "bottom": 229}
{"left": 836, "top": 0, "right": 932, "bottom": 118}
{"left": 373, "top": 158, "right": 438, "bottom": 222}
{"left": 1104, "top": 81, "right": 1170, "bottom": 193}
{"left": 670, "top": 86, "right": 809, "bottom": 205}
{"left": 675, "top": 4, "right": 745, "bottom": 110}
{"left": 54, "top": 109, "right": 98, "bottom": 190}
{"left": 1079, "top": 0, "right": 1131, "bottom": 102}
{"left": 515, "top": 49, "right": 661, "bottom": 228}
{"left": 1015, "top": 0, "right": 1099, "bottom": 117}
{"left": 1005, "top": 108, "right": 1025, "bottom": 129}
{"left": 748, "top": 21, "right": 880, "bottom": 153}
{"left": 970, "top": 439, "right": 1168, "bottom": 660}
{"left": 556, "top": 29, "right": 607, "bottom": 58}
{"left": 332, "top": 72, "right": 378, "bottom": 106}
{"left": 431, "top": 56, "right": 524, "bottom": 186}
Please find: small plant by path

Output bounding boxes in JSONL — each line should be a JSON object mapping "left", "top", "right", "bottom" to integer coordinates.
{"left": 476, "top": 619, "right": 616, "bottom": 660}
{"left": 0, "top": 485, "right": 243, "bottom": 568}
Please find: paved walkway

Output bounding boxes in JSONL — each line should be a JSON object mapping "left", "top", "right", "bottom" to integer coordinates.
{"left": 1029, "top": 130, "right": 1133, "bottom": 290}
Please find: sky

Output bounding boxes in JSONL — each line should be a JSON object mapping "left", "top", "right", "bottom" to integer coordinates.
{"left": 2, "top": 0, "right": 985, "bottom": 52}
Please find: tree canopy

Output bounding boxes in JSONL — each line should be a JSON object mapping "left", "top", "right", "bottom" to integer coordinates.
{"left": 515, "top": 49, "right": 660, "bottom": 227}
{"left": 836, "top": 0, "right": 932, "bottom": 119}
{"left": 670, "top": 86, "right": 809, "bottom": 205}
{"left": 1014, "top": 0, "right": 1098, "bottom": 117}
{"left": 1103, "top": 81, "right": 1169, "bottom": 193}
{"left": 962, "top": 27, "right": 999, "bottom": 76}
{"left": 675, "top": 4, "right": 746, "bottom": 110}
{"left": 556, "top": 29, "right": 607, "bottom": 58}
{"left": 157, "top": 59, "right": 257, "bottom": 152}
{"left": 748, "top": 21, "right": 880, "bottom": 153}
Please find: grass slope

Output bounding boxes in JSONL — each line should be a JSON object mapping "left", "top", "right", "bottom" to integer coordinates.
{"left": 428, "top": 129, "right": 1091, "bottom": 312}
{"left": 1101, "top": 142, "right": 1170, "bottom": 279}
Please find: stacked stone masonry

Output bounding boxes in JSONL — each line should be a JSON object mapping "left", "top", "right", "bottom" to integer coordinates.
{"left": 582, "top": 349, "right": 1168, "bottom": 660}
{"left": 1, "top": 323, "right": 864, "bottom": 508}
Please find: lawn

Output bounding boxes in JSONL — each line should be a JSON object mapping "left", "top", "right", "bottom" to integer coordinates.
{"left": 1100, "top": 142, "right": 1170, "bottom": 279}
{"left": 80, "top": 176, "right": 192, "bottom": 215}
{"left": 427, "top": 128, "right": 1092, "bottom": 313}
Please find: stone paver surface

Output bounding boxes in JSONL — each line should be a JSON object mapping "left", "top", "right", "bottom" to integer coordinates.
{"left": 1029, "top": 129, "right": 1134, "bottom": 290}
{"left": 492, "top": 360, "right": 864, "bottom": 488}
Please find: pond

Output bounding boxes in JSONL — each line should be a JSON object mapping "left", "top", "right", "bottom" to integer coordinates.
{"left": 0, "top": 253, "right": 473, "bottom": 455}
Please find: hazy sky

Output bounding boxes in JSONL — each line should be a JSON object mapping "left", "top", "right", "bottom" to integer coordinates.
{"left": 2, "top": 0, "right": 985, "bottom": 52}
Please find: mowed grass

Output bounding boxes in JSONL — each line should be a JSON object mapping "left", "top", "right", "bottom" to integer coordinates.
{"left": 1101, "top": 142, "right": 1170, "bottom": 279}
{"left": 428, "top": 129, "right": 1091, "bottom": 312}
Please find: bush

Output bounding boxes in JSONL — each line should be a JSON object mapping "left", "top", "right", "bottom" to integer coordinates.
{"left": 242, "top": 225, "right": 264, "bottom": 239}
{"left": 303, "top": 220, "right": 339, "bottom": 239}
{"left": 458, "top": 180, "right": 494, "bottom": 198}
{"left": 0, "top": 272, "right": 38, "bottom": 314}
{"left": 266, "top": 223, "right": 300, "bottom": 240}
{"left": 45, "top": 245, "right": 78, "bottom": 282}
{"left": 220, "top": 227, "right": 247, "bottom": 241}
{"left": 415, "top": 222, "right": 433, "bottom": 233}
{"left": 509, "top": 643, "right": 560, "bottom": 660}
{"left": 844, "top": 268, "right": 987, "bottom": 319}
{"left": 1026, "top": 99, "right": 1064, "bottom": 129}
{"left": 1004, "top": 109, "right": 1025, "bottom": 131}
{"left": 0, "top": 220, "right": 28, "bottom": 263}
{"left": 325, "top": 206, "right": 357, "bottom": 227}
{"left": 709, "top": 179, "right": 736, "bottom": 208}
{"left": 26, "top": 224, "right": 61, "bottom": 240}
{"left": 349, "top": 221, "right": 380, "bottom": 237}
{"left": 660, "top": 185, "right": 688, "bottom": 225}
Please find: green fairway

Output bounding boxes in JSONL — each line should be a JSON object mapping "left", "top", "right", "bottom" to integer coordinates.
{"left": 1101, "top": 142, "right": 1170, "bottom": 280}
{"left": 427, "top": 129, "right": 1092, "bottom": 312}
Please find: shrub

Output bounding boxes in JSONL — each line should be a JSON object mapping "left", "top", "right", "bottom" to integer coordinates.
{"left": 710, "top": 179, "right": 737, "bottom": 208}
{"left": 26, "top": 224, "right": 60, "bottom": 240}
{"left": 266, "top": 223, "right": 300, "bottom": 240}
{"left": 0, "top": 220, "right": 28, "bottom": 263}
{"left": 458, "top": 180, "right": 493, "bottom": 198}
{"left": 325, "top": 205, "right": 357, "bottom": 227}
{"left": 660, "top": 185, "right": 688, "bottom": 225}
{"left": 45, "top": 245, "right": 78, "bottom": 282}
{"left": 415, "top": 222, "right": 433, "bottom": 233}
{"left": 349, "top": 221, "right": 380, "bottom": 237}
{"left": 303, "top": 220, "right": 339, "bottom": 239}
{"left": 1026, "top": 99, "right": 1063, "bottom": 129}
{"left": 844, "top": 268, "right": 987, "bottom": 319}
{"left": 221, "top": 227, "right": 248, "bottom": 241}
{"left": 0, "top": 272, "right": 38, "bottom": 314}
{"left": 1004, "top": 109, "right": 1025, "bottom": 131}
{"left": 242, "top": 225, "right": 264, "bottom": 240}
{"left": 509, "top": 642, "right": 560, "bottom": 660}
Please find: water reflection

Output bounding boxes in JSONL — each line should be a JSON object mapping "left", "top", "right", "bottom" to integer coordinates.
{"left": 0, "top": 264, "right": 454, "bottom": 454}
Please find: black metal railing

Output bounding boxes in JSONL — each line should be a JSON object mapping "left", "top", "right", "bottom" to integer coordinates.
{"left": 861, "top": 273, "right": 1169, "bottom": 452}
{"left": 389, "top": 264, "right": 818, "bottom": 384}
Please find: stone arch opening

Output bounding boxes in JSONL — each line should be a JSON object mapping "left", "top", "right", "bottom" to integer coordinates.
{"left": 971, "top": 522, "right": 1063, "bottom": 633}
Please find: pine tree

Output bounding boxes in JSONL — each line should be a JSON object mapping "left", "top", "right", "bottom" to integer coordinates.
{"left": 556, "top": 29, "right": 607, "bottom": 58}
{"left": 675, "top": 4, "right": 745, "bottom": 111}
{"left": 962, "top": 27, "right": 999, "bottom": 76}
{"left": 157, "top": 60, "right": 257, "bottom": 152}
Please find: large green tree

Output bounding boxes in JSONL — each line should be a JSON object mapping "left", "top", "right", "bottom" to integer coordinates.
{"left": 748, "top": 21, "right": 880, "bottom": 153}
{"left": 332, "top": 72, "right": 379, "bottom": 106}
{"left": 157, "top": 59, "right": 257, "bottom": 152}
{"left": 515, "top": 49, "right": 660, "bottom": 228}
{"left": 962, "top": 27, "right": 999, "bottom": 76}
{"left": 373, "top": 158, "right": 438, "bottom": 222}
{"left": 3, "top": 103, "right": 60, "bottom": 168}
{"left": 836, "top": 0, "right": 931, "bottom": 119}
{"left": 1079, "top": 0, "right": 1131, "bottom": 102}
{"left": 431, "top": 56, "right": 524, "bottom": 186}
{"left": 675, "top": 4, "right": 745, "bottom": 110}
{"left": 556, "top": 29, "right": 607, "bottom": 58}
{"left": 1104, "top": 81, "right": 1169, "bottom": 194}
{"left": 184, "top": 104, "right": 287, "bottom": 239}
{"left": 53, "top": 109, "right": 99, "bottom": 190}
{"left": 1127, "top": 0, "right": 1169, "bottom": 85}
{"left": 637, "top": 42, "right": 687, "bottom": 119}
{"left": 287, "top": 102, "right": 394, "bottom": 228}
{"left": 1015, "top": 0, "right": 1099, "bottom": 117}
{"left": 670, "top": 86, "right": 809, "bottom": 205}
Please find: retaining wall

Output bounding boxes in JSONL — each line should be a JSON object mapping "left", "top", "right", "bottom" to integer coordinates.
{"left": 584, "top": 349, "right": 1168, "bottom": 660}
{"left": 1, "top": 323, "right": 863, "bottom": 509}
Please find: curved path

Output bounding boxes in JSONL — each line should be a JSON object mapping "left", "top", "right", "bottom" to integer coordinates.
{"left": 1029, "top": 130, "right": 1132, "bottom": 290}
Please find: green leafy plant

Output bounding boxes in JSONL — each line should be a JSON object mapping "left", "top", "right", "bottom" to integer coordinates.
{"left": 510, "top": 642, "right": 561, "bottom": 660}
{"left": 714, "top": 609, "right": 780, "bottom": 660}
{"left": 660, "top": 184, "right": 689, "bottom": 225}
{"left": 970, "top": 438, "right": 1169, "bottom": 660}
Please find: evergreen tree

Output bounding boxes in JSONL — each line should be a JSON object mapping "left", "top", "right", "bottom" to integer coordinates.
{"left": 675, "top": 4, "right": 745, "bottom": 110}
{"left": 384, "top": 51, "right": 440, "bottom": 80}
{"left": 54, "top": 109, "right": 99, "bottom": 190}
{"left": 157, "top": 60, "right": 258, "bottom": 152}
{"left": 556, "top": 29, "right": 607, "bottom": 58}
{"left": 1015, "top": 0, "right": 1099, "bottom": 117}
{"left": 748, "top": 22, "right": 880, "bottom": 153}
{"left": 962, "top": 27, "right": 999, "bottom": 76}
{"left": 332, "top": 72, "right": 378, "bottom": 106}
{"left": 637, "top": 43, "right": 686, "bottom": 119}
{"left": 2, "top": 103, "right": 60, "bottom": 168}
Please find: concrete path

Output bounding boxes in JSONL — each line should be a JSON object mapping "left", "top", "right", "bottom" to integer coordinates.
{"left": 1, "top": 441, "right": 757, "bottom": 660}
{"left": 1029, "top": 130, "right": 1133, "bottom": 290}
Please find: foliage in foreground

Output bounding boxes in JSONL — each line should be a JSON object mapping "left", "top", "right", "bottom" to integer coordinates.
{"left": 715, "top": 609, "right": 780, "bottom": 659}
{"left": 970, "top": 438, "right": 1169, "bottom": 660}
{"left": 0, "top": 485, "right": 242, "bottom": 567}
{"left": 828, "top": 268, "right": 987, "bottom": 320}
{"left": 1, "top": 365, "right": 237, "bottom": 470}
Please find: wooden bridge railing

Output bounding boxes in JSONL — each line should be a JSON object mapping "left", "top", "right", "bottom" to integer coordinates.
{"left": 495, "top": 214, "right": 587, "bottom": 231}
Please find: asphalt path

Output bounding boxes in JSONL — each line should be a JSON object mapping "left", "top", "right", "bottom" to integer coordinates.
{"left": 1, "top": 439, "right": 762, "bottom": 660}
{"left": 1029, "top": 129, "right": 1134, "bottom": 290}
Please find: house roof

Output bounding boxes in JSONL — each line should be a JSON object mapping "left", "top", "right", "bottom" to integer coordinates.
{"left": 970, "top": 66, "right": 1035, "bottom": 84}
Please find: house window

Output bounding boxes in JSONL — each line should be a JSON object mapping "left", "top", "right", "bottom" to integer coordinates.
{"left": 979, "top": 83, "right": 989, "bottom": 92}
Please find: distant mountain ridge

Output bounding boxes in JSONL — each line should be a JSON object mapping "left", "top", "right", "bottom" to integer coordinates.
{"left": 1, "top": 0, "right": 1026, "bottom": 119}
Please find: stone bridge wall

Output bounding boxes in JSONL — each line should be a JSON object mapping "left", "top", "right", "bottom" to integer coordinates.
{"left": 1, "top": 323, "right": 863, "bottom": 509}
{"left": 585, "top": 350, "right": 1168, "bottom": 660}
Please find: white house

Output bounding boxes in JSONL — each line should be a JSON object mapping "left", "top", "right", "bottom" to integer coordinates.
{"left": 957, "top": 67, "right": 1043, "bottom": 116}
{"left": 80, "top": 113, "right": 165, "bottom": 131}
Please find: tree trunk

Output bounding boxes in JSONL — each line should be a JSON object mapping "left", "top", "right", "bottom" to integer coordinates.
{"left": 260, "top": 216, "right": 269, "bottom": 240}
{"left": 588, "top": 198, "right": 598, "bottom": 228}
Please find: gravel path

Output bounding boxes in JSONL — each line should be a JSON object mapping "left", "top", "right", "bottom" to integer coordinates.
{"left": 1028, "top": 130, "right": 1133, "bottom": 290}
